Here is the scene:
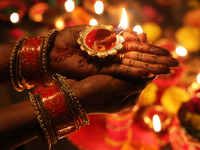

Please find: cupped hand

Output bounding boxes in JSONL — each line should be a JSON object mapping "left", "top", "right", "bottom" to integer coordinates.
{"left": 66, "top": 74, "right": 155, "bottom": 114}
{"left": 50, "top": 25, "right": 180, "bottom": 79}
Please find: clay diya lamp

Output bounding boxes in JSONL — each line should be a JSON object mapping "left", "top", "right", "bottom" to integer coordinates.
{"left": 77, "top": 24, "right": 124, "bottom": 58}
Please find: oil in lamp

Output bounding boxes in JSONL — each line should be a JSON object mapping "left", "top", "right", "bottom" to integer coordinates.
{"left": 77, "top": 8, "right": 127, "bottom": 58}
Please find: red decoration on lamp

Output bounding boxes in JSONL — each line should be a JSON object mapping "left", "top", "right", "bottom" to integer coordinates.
{"left": 77, "top": 25, "right": 124, "bottom": 58}
{"left": 85, "top": 28, "right": 117, "bottom": 51}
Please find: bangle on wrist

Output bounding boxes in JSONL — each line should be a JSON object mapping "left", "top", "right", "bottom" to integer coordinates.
{"left": 10, "top": 37, "right": 28, "bottom": 92}
{"left": 55, "top": 74, "right": 89, "bottom": 128}
{"left": 21, "top": 36, "right": 45, "bottom": 86}
{"left": 11, "top": 29, "right": 59, "bottom": 91}
{"left": 28, "top": 92, "right": 52, "bottom": 149}
{"left": 34, "top": 92, "right": 57, "bottom": 144}
{"left": 39, "top": 29, "right": 59, "bottom": 86}
{"left": 29, "top": 74, "right": 89, "bottom": 149}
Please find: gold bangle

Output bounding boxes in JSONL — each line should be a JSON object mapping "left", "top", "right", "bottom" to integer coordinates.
{"left": 39, "top": 29, "right": 59, "bottom": 86}
{"left": 15, "top": 45, "right": 24, "bottom": 89}
{"left": 55, "top": 74, "right": 89, "bottom": 128}
{"left": 55, "top": 79, "right": 81, "bottom": 130}
{"left": 17, "top": 44, "right": 25, "bottom": 88}
{"left": 10, "top": 37, "right": 28, "bottom": 92}
{"left": 34, "top": 92, "right": 57, "bottom": 145}
{"left": 28, "top": 92, "right": 51, "bottom": 150}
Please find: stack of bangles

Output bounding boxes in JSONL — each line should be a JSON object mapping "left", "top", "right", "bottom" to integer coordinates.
{"left": 10, "top": 29, "right": 89, "bottom": 149}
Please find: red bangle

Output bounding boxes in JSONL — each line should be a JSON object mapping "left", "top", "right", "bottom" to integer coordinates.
{"left": 38, "top": 83, "right": 76, "bottom": 139}
{"left": 29, "top": 74, "right": 89, "bottom": 149}
{"left": 21, "top": 36, "right": 45, "bottom": 85}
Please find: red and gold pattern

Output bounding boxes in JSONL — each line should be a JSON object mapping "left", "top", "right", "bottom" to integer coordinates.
{"left": 38, "top": 84, "right": 76, "bottom": 139}
{"left": 104, "top": 109, "right": 134, "bottom": 147}
{"left": 21, "top": 36, "right": 45, "bottom": 85}
{"left": 170, "top": 116, "right": 200, "bottom": 150}
{"left": 28, "top": 92, "right": 52, "bottom": 149}
{"left": 77, "top": 25, "right": 124, "bottom": 58}
{"left": 39, "top": 29, "right": 59, "bottom": 86}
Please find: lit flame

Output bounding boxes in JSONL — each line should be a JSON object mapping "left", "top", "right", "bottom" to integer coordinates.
{"left": 118, "top": 8, "right": 128, "bottom": 30}
{"left": 65, "top": 0, "right": 75, "bottom": 12}
{"left": 133, "top": 25, "right": 143, "bottom": 34}
{"left": 89, "top": 19, "right": 98, "bottom": 26}
{"left": 175, "top": 46, "right": 187, "bottom": 56}
{"left": 190, "top": 82, "right": 200, "bottom": 91}
{"left": 10, "top": 13, "right": 19, "bottom": 23}
{"left": 197, "top": 74, "right": 200, "bottom": 84}
{"left": 55, "top": 19, "right": 65, "bottom": 30}
{"left": 153, "top": 115, "right": 161, "bottom": 132}
{"left": 94, "top": 1, "right": 104, "bottom": 15}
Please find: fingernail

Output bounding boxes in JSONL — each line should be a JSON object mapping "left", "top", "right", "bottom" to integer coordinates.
{"left": 170, "top": 61, "right": 183, "bottom": 69}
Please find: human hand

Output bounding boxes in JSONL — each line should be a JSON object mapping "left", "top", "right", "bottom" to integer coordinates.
{"left": 50, "top": 25, "right": 179, "bottom": 79}
{"left": 66, "top": 74, "right": 155, "bottom": 114}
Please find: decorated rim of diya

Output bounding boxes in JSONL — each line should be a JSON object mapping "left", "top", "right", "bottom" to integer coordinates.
{"left": 77, "top": 24, "right": 124, "bottom": 58}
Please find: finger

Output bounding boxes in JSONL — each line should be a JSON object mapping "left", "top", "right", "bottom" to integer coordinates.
{"left": 137, "top": 33, "right": 147, "bottom": 43}
{"left": 122, "top": 41, "right": 171, "bottom": 56}
{"left": 121, "top": 58, "right": 170, "bottom": 74}
{"left": 99, "top": 64, "right": 152, "bottom": 78}
{"left": 123, "top": 51, "right": 179, "bottom": 67}
{"left": 123, "top": 30, "right": 139, "bottom": 41}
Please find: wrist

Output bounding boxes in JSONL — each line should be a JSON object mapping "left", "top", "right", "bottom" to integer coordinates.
{"left": 29, "top": 74, "right": 89, "bottom": 149}
{"left": 0, "top": 43, "right": 15, "bottom": 84}
{"left": 10, "top": 29, "right": 59, "bottom": 92}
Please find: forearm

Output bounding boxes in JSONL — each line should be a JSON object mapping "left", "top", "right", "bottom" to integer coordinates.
{"left": 0, "top": 100, "right": 40, "bottom": 149}
{"left": 0, "top": 43, "right": 14, "bottom": 84}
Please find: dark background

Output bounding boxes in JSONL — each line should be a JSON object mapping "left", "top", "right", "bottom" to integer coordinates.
{"left": 0, "top": 0, "right": 199, "bottom": 149}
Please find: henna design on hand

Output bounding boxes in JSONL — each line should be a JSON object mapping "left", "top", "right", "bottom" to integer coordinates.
{"left": 123, "top": 41, "right": 171, "bottom": 56}
{"left": 78, "top": 59, "right": 87, "bottom": 67}
{"left": 50, "top": 42, "right": 89, "bottom": 68}
{"left": 68, "top": 28, "right": 82, "bottom": 39}
{"left": 50, "top": 43, "right": 78, "bottom": 62}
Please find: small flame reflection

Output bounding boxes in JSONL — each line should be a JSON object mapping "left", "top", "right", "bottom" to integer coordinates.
{"left": 175, "top": 46, "right": 187, "bottom": 56}
{"left": 94, "top": 1, "right": 104, "bottom": 14}
{"left": 133, "top": 25, "right": 143, "bottom": 34}
{"left": 197, "top": 74, "right": 200, "bottom": 84}
{"left": 65, "top": 0, "right": 75, "bottom": 12}
{"left": 89, "top": 19, "right": 98, "bottom": 26}
{"left": 153, "top": 115, "right": 161, "bottom": 132}
{"left": 10, "top": 13, "right": 19, "bottom": 23}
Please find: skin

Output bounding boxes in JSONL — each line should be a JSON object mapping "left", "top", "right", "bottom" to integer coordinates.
{"left": 0, "top": 74, "right": 154, "bottom": 150}
{"left": 0, "top": 43, "right": 14, "bottom": 84}
{"left": 50, "top": 25, "right": 179, "bottom": 78}
{"left": 0, "top": 25, "right": 180, "bottom": 149}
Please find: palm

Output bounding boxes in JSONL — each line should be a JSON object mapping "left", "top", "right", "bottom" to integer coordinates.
{"left": 66, "top": 74, "right": 153, "bottom": 114}
{"left": 50, "top": 25, "right": 179, "bottom": 79}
